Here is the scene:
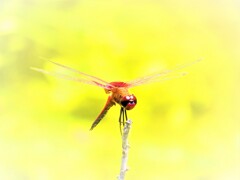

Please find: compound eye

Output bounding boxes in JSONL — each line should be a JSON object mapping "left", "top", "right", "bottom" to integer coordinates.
{"left": 120, "top": 95, "right": 137, "bottom": 110}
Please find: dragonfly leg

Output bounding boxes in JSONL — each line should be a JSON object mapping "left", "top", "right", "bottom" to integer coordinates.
{"left": 119, "top": 107, "right": 123, "bottom": 135}
{"left": 123, "top": 108, "right": 128, "bottom": 125}
{"left": 119, "top": 107, "right": 129, "bottom": 135}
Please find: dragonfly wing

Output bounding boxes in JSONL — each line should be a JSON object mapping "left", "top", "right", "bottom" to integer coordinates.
{"left": 126, "top": 59, "right": 202, "bottom": 88}
{"left": 46, "top": 60, "right": 110, "bottom": 85}
{"left": 31, "top": 60, "right": 115, "bottom": 90}
{"left": 90, "top": 96, "right": 115, "bottom": 130}
{"left": 126, "top": 70, "right": 187, "bottom": 88}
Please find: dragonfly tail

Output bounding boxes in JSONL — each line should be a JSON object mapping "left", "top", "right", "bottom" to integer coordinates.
{"left": 90, "top": 96, "right": 115, "bottom": 130}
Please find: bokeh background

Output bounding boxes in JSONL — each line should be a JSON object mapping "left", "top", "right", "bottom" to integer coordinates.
{"left": 0, "top": 0, "right": 239, "bottom": 179}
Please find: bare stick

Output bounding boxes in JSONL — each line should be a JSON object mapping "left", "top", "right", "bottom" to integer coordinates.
{"left": 117, "top": 120, "right": 132, "bottom": 180}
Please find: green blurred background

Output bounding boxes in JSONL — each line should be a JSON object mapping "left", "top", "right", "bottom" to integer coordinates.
{"left": 0, "top": 0, "right": 239, "bottom": 179}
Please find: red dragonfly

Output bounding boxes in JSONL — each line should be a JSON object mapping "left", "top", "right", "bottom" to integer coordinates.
{"left": 32, "top": 59, "right": 200, "bottom": 132}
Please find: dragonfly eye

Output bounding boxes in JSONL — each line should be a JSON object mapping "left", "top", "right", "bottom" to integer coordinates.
{"left": 120, "top": 95, "right": 137, "bottom": 110}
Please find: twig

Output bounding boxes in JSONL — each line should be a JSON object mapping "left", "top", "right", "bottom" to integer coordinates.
{"left": 117, "top": 119, "right": 132, "bottom": 180}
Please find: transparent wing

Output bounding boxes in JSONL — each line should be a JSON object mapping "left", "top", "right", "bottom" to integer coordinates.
{"left": 126, "top": 59, "right": 202, "bottom": 88}
{"left": 31, "top": 60, "right": 114, "bottom": 90}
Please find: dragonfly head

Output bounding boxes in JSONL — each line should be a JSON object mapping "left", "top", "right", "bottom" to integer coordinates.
{"left": 120, "top": 94, "right": 137, "bottom": 110}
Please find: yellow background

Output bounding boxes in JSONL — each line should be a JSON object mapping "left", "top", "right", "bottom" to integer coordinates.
{"left": 0, "top": 0, "right": 239, "bottom": 179}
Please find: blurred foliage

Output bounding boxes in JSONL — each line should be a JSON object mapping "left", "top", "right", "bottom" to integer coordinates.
{"left": 0, "top": 0, "right": 240, "bottom": 179}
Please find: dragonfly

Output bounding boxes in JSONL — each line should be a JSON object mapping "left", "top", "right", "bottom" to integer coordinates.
{"left": 31, "top": 59, "right": 200, "bottom": 132}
